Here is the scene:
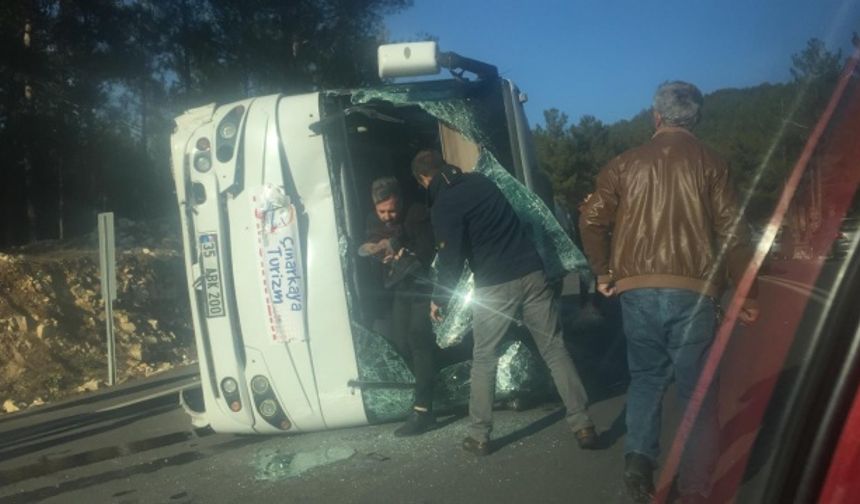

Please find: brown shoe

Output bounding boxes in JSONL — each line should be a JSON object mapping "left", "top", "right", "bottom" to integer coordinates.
{"left": 462, "top": 436, "right": 491, "bottom": 456}
{"left": 574, "top": 426, "right": 599, "bottom": 449}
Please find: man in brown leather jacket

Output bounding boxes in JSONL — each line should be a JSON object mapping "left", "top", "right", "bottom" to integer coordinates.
{"left": 579, "top": 81, "right": 759, "bottom": 503}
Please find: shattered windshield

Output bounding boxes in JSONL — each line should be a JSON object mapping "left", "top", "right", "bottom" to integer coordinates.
{"left": 325, "top": 83, "right": 595, "bottom": 419}
{"left": 350, "top": 85, "right": 592, "bottom": 351}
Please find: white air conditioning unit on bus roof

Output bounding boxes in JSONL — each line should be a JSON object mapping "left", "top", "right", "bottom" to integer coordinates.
{"left": 378, "top": 41, "right": 498, "bottom": 81}
{"left": 377, "top": 41, "right": 441, "bottom": 79}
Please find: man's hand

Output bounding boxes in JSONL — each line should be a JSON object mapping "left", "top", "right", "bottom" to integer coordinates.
{"left": 430, "top": 301, "right": 443, "bottom": 322}
{"left": 597, "top": 282, "right": 616, "bottom": 297}
{"left": 358, "top": 238, "right": 392, "bottom": 258}
{"left": 383, "top": 247, "right": 406, "bottom": 264}
{"left": 358, "top": 242, "right": 379, "bottom": 257}
{"left": 738, "top": 304, "right": 760, "bottom": 325}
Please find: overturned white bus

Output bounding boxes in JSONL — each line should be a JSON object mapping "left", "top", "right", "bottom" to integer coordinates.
{"left": 169, "top": 42, "right": 589, "bottom": 434}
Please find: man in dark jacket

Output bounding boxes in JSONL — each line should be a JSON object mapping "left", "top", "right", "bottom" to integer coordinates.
{"left": 411, "top": 150, "right": 596, "bottom": 455}
{"left": 360, "top": 177, "right": 438, "bottom": 437}
{"left": 579, "top": 81, "right": 760, "bottom": 503}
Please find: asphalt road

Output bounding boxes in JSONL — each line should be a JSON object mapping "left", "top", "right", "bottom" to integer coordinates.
{"left": 0, "top": 261, "right": 843, "bottom": 504}
{"left": 0, "top": 278, "right": 638, "bottom": 504}
{"left": 0, "top": 381, "right": 639, "bottom": 503}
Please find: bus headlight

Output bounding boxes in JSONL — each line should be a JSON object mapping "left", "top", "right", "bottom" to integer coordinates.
{"left": 221, "top": 377, "right": 238, "bottom": 395}
{"left": 194, "top": 153, "right": 212, "bottom": 173}
{"left": 215, "top": 105, "right": 244, "bottom": 162}
{"left": 219, "top": 122, "right": 238, "bottom": 140}
{"left": 259, "top": 399, "right": 277, "bottom": 418}
{"left": 251, "top": 375, "right": 270, "bottom": 395}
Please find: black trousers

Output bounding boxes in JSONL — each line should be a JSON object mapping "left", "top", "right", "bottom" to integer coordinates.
{"left": 389, "top": 279, "right": 437, "bottom": 410}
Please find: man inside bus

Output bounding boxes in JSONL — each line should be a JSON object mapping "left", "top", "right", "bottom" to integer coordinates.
{"left": 359, "top": 176, "right": 439, "bottom": 437}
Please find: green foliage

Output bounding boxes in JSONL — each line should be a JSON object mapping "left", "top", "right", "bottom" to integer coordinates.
{"left": 535, "top": 38, "right": 843, "bottom": 222}
{"left": 0, "top": 0, "right": 411, "bottom": 247}
{"left": 534, "top": 104, "right": 652, "bottom": 206}
{"left": 791, "top": 39, "right": 841, "bottom": 83}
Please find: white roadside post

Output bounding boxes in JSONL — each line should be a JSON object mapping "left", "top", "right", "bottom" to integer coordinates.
{"left": 98, "top": 212, "right": 118, "bottom": 386}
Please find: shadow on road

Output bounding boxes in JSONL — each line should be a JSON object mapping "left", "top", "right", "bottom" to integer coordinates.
{"left": 0, "top": 436, "right": 268, "bottom": 504}
{"left": 491, "top": 408, "right": 566, "bottom": 453}
{"left": 490, "top": 403, "right": 628, "bottom": 454}
{"left": 433, "top": 411, "right": 468, "bottom": 431}
{"left": 599, "top": 405, "right": 627, "bottom": 449}
{"left": 0, "top": 396, "right": 180, "bottom": 461}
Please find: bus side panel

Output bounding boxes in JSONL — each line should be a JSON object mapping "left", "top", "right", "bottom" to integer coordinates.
{"left": 227, "top": 95, "right": 325, "bottom": 432}
{"left": 278, "top": 94, "right": 368, "bottom": 429}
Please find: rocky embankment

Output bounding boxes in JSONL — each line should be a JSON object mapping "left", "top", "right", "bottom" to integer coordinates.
{"left": 0, "top": 219, "right": 194, "bottom": 413}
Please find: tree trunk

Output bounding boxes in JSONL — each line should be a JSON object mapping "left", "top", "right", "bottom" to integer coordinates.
{"left": 140, "top": 77, "right": 148, "bottom": 157}
{"left": 57, "top": 155, "right": 65, "bottom": 240}
{"left": 23, "top": 147, "right": 38, "bottom": 243}
{"left": 180, "top": 0, "right": 192, "bottom": 95}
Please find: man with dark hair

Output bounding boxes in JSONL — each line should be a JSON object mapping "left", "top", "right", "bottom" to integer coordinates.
{"left": 579, "top": 81, "right": 760, "bottom": 503}
{"left": 360, "top": 177, "right": 410, "bottom": 260}
{"left": 360, "top": 176, "right": 438, "bottom": 437}
{"left": 411, "top": 149, "right": 596, "bottom": 455}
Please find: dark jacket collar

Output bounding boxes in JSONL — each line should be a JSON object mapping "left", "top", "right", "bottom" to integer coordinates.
{"left": 426, "top": 164, "right": 465, "bottom": 206}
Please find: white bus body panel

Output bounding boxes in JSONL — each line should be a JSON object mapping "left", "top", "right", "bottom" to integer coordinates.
{"left": 170, "top": 93, "right": 367, "bottom": 433}
{"left": 275, "top": 95, "right": 368, "bottom": 429}
{"left": 172, "top": 101, "right": 257, "bottom": 433}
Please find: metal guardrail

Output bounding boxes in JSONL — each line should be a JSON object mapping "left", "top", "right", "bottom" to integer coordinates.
{"left": 98, "top": 212, "right": 117, "bottom": 386}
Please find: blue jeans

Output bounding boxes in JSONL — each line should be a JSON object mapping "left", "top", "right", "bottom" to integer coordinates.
{"left": 621, "top": 288, "right": 719, "bottom": 495}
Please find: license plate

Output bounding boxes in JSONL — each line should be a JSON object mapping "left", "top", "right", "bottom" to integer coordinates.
{"left": 199, "top": 233, "right": 226, "bottom": 318}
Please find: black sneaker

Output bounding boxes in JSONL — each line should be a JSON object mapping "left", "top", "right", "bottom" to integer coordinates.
{"left": 461, "top": 436, "right": 491, "bottom": 456}
{"left": 624, "top": 453, "right": 655, "bottom": 503}
{"left": 394, "top": 409, "right": 435, "bottom": 437}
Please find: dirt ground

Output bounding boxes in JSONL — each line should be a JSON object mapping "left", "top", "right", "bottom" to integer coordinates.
{"left": 0, "top": 218, "right": 195, "bottom": 413}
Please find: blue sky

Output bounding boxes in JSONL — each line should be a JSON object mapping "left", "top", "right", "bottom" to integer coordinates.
{"left": 384, "top": 0, "right": 860, "bottom": 127}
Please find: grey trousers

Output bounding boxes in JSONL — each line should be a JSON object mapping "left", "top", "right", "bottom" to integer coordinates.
{"left": 468, "top": 270, "right": 593, "bottom": 442}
